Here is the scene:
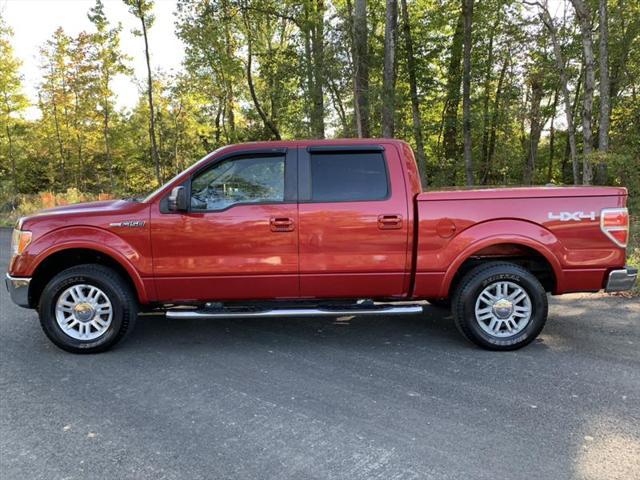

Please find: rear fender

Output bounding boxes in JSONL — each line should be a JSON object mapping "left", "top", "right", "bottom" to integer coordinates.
{"left": 437, "top": 220, "right": 564, "bottom": 297}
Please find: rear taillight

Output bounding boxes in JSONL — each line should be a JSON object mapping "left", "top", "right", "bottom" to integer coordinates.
{"left": 600, "top": 208, "right": 629, "bottom": 247}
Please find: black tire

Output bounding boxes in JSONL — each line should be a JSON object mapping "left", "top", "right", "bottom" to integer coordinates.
{"left": 452, "top": 262, "right": 548, "bottom": 351}
{"left": 38, "top": 264, "right": 138, "bottom": 354}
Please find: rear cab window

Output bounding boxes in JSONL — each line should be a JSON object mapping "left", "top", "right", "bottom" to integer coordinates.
{"left": 304, "top": 150, "right": 390, "bottom": 202}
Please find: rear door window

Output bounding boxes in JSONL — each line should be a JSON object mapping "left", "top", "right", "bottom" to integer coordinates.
{"left": 308, "top": 152, "right": 389, "bottom": 202}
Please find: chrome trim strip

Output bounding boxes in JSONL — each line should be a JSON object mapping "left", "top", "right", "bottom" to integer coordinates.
{"left": 605, "top": 266, "right": 638, "bottom": 292}
{"left": 5, "top": 274, "right": 31, "bottom": 308}
{"left": 166, "top": 305, "right": 423, "bottom": 319}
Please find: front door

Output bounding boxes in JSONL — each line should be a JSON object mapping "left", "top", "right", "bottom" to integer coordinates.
{"left": 297, "top": 144, "right": 410, "bottom": 298}
{"left": 151, "top": 148, "right": 299, "bottom": 302}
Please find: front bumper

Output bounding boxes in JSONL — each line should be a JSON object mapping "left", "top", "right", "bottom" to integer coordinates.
{"left": 5, "top": 274, "right": 31, "bottom": 308}
{"left": 605, "top": 266, "right": 638, "bottom": 292}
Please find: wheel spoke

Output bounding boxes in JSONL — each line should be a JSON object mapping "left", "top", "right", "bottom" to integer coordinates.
{"left": 507, "top": 287, "right": 523, "bottom": 300}
{"left": 488, "top": 318, "right": 499, "bottom": 333}
{"left": 479, "top": 292, "right": 496, "bottom": 305}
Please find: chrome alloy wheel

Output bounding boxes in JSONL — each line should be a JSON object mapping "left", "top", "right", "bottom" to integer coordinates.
{"left": 55, "top": 284, "right": 113, "bottom": 340}
{"left": 474, "top": 281, "right": 532, "bottom": 338}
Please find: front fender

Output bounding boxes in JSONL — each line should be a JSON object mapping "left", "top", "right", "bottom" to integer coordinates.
{"left": 15, "top": 226, "right": 153, "bottom": 304}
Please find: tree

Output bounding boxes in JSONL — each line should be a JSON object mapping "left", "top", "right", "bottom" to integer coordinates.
{"left": 89, "top": 0, "right": 130, "bottom": 190}
{"left": 381, "top": 0, "right": 397, "bottom": 138}
{"left": 241, "top": 6, "right": 281, "bottom": 139}
{"left": 307, "top": 0, "right": 325, "bottom": 139}
{"left": 2, "top": 0, "right": 639, "bottom": 215}
{"left": 570, "top": 0, "right": 596, "bottom": 184}
{"left": 442, "top": 11, "right": 464, "bottom": 181}
{"left": 532, "top": 0, "right": 580, "bottom": 184}
{"left": 123, "top": 0, "right": 161, "bottom": 184}
{"left": 598, "top": 0, "right": 610, "bottom": 152}
{"left": 462, "top": 0, "right": 474, "bottom": 185}
{"left": 523, "top": 72, "right": 543, "bottom": 185}
{"left": 39, "top": 28, "right": 75, "bottom": 188}
{"left": 353, "top": 0, "right": 369, "bottom": 137}
{"left": 399, "top": 0, "right": 427, "bottom": 183}
{"left": 0, "top": 17, "right": 29, "bottom": 193}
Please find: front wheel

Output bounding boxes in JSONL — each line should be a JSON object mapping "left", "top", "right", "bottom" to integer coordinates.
{"left": 452, "top": 262, "right": 548, "bottom": 350}
{"left": 38, "top": 264, "right": 138, "bottom": 354}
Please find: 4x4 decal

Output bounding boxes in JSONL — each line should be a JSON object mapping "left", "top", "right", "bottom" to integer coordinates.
{"left": 547, "top": 211, "right": 596, "bottom": 222}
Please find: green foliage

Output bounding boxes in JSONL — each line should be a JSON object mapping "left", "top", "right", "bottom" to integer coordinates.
{"left": 0, "top": 0, "right": 638, "bottom": 222}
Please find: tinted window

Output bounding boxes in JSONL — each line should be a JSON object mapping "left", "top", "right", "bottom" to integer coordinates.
{"left": 191, "top": 155, "right": 285, "bottom": 211}
{"left": 309, "top": 152, "right": 388, "bottom": 202}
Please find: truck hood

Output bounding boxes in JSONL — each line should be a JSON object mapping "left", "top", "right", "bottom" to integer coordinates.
{"left": 30, "top": 199, "right": 134, "bottom": 217}
{"left": 18, "top": 199, "right": 143, "bottom": 230}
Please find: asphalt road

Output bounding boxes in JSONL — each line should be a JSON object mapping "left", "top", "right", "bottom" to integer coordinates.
{"left": 1, "top": 228, "right": 639, "bottom": 480}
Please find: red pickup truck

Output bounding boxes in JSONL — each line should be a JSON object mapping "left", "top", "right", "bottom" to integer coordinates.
{"left": 6, "top": 139, "right": 636, "bottom": 353}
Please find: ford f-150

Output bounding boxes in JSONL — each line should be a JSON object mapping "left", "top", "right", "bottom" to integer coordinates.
{"left": 6, "top": 139, "right": 637, "bottom": 353}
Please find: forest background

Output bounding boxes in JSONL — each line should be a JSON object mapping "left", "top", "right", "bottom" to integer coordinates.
{"left": 0, "top": 0, "right": 638, "bottom": 270}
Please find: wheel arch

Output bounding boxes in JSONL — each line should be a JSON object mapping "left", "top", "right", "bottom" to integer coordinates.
{"left": 442, "top": 231, "right": 564, "bottom": 299}
{"left": 28, "top": 244, "right": 150, "bottom": 309}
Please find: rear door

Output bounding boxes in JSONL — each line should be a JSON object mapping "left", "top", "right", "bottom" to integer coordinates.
{"left": 297, "top": 145, "right": 409, "bottom": 298}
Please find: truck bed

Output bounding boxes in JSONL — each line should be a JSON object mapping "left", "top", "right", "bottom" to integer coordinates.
{"left": 413, "top": 186, "right": 628, "bottom": 298}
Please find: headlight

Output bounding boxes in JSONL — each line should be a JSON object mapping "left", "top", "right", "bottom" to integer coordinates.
{"left": 11, "top": 229, "right": 32, "bottom": 256}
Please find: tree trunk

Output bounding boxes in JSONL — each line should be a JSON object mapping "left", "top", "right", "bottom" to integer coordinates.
{"left": 571, "top": 0, "right": 596, "bottom": 185}
{"left": 563, "top": 65, "right": 583, "bottom": 184}
{"left": 219, "top": 0, "right": 236, "bottom": 143}
{"left": 442, "top": 11, "right": 464, "bottom": 182}
{"left": 524, "top": 75, "right": 543, "bottom": 185}
{"left": 483, "top": 54, "right": 509, "bottom": 184}
{"left": 400, "top": 0, "right": 427, "bottom": 184}
{"left": 547, "top": 88, "right": 558, "bottom": 183}
{"left": 304, "top": 0, "right": 325, "bottom": 139}
{"left": 311, "top": 0, "right": 325, "bottom": 139}
{"left": 135, "top": 0, "right": 160, "bottom": 184}
{"left": 245, "top": 26, "right": 281, "bottom": 140}
{"left": 538, "top": 4, "right": 579, "bottom": 184}
{"left": 328, "top": 78, "right": 349, "bottom": 134}
{"left": 462, "top": 0, "right": 474, "bottom": 185}
{"left": 598, "top": 0, "right": 610, "bottom": 152}
{"left": 479, "top": 22, "right": 496, "bottom": 173}
{"left": 353, "top": 0, "right": 370, "bottom": 137}
{"left": 382, "top": 0, "right": 397, "bottom": 138}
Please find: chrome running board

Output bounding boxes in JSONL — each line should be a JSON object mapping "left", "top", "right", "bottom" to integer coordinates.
{"left": 165, "top": 305, "right": 423, "bottom": 319}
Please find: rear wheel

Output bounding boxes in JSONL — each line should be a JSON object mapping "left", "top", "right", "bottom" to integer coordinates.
{"left": 452, "top": 262, "right": 548, "bottom": 350}
{"left": 38, "top": 264, "right": 138, "bottom": 354}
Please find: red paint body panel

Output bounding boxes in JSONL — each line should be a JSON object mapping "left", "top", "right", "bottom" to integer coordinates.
{"left": 150, "top": 203, "right": 299, "bottom": 301}
{"left": 8, "top": 139, "right": 630, "bottom": 306}
{"left": 414, "top": 190, "right": 627, "bottom": 297}
{"left": 12, "top": 200, "right": 154, "bottom": 303}
{"left": 297, "top": 142, "right": 410, "bottom": 298}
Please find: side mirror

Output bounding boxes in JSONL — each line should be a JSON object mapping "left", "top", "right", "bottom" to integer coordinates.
{"left": 168, "top": 186, "right": 187, "bottom": 212}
